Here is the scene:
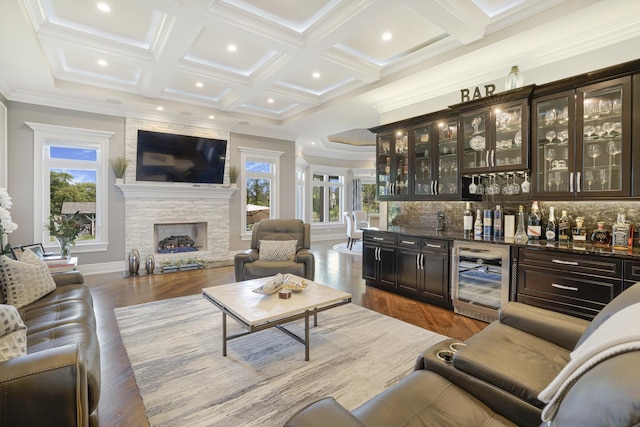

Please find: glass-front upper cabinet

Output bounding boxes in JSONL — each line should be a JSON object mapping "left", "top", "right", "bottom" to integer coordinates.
{"left": 411, "top": 117, "right": 459, "bottom": 199}
{"left": 377, "top": 128, "right": 409, "bottom": 199}
{"left": 532, "top": 76, "right": 631, "bottom": 198}
{"left": 459, "top": 98, "right": 529, "bottom": 174}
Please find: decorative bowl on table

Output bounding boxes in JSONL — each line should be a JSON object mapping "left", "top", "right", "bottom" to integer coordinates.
{"left": 284, "top": 280, "right": 308, "bottom": 293}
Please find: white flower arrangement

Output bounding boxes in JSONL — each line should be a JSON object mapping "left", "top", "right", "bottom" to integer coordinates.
{"left": 0, "top": 188, "right": 18, "bottom": 255}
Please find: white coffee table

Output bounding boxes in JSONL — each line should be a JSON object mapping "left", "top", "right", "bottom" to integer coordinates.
{"left": 202, "top": 275, "right": 352, "bottom": 361}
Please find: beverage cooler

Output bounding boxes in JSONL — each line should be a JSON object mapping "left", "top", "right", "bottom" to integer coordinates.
{"left": 451, "top": 241, "right": 513, "bottom": 322}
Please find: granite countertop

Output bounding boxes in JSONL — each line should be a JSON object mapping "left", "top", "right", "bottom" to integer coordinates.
{"left": 368, "top": 226, "right": 640, "bottom": 260}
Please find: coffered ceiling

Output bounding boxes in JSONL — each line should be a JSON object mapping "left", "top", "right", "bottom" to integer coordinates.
{"left": 1, "top": 0, "right": 640, "bottom": 159}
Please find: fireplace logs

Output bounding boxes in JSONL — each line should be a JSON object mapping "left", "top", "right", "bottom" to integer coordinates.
{"left": 158, "top": 235, "right": 198, "bottom": 253}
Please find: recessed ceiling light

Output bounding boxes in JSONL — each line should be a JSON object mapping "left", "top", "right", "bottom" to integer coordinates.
{"left": 97, "top": 2, "right": 111, "bottom": 13}
{"left": 195, "top": 82, "right": 203, "bottom": 88}
{"left": 97, "top": 59, "right": 108, "bottom": 66}
{"left": 267, "top": 98, "right": 274, "bottom": 103}
{"left": 382, "top": 32, "right": 392, "bottom": 41}
{"left": 311, "top": 141, "right": 316, "bottom": 145}
{"left": 209, "top": 115, "right": 215, "bottom": 119}
{"left": 156, "top": 106, "right": 163, "bottom": 111}
{"left": 227, "top": 44, "right": 237, "bottom": 52}
{"left": 312, "top": 72, "right": 321, "bottom": 79}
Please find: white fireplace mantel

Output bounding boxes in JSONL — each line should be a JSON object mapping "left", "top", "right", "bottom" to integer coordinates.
{"left": 116, "top": 183, "right": 236, "bottom": 200}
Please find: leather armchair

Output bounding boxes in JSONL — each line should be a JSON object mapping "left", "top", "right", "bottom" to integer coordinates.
{"left": 234, "top": 219, "right": 315, "bottom": 281}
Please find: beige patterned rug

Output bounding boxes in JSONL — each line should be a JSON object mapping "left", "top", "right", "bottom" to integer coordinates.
{"left": 115, "top": 294, "right": 448, "bottom": 426}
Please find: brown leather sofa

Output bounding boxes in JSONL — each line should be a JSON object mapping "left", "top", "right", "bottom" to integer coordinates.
{"left": 0, "top": 271, "right": 100, "bottom": 427}
{"left": 234, "top": 219, "right": 315, "bottom": 281}
{"left": 285, "top": 283, "right": 640, "bottom": 427}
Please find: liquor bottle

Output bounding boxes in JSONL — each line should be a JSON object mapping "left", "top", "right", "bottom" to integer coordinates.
{"left": 474, "top": 209, "right": 483, "bottom": 240}
{"left": 483, "top": 210, "right": 493, "bottom": 239}
{"left": 527, "top": 201, "right": 542, "bottom": 241}
{"left": 545, "top": 207, "right": 557, "bottom": 242}
{"left": 572, "top": 217, "right": 587, "bottom": 243}
{"left": 463, "top": 202, "right": 474, "bottom": 238}
{"left": 591, "top": 222, "right": 610, "bottom": 246}
{"left": 612, "top": 213, "right": 631, "bottom": 250}
{"left": 514, "top": 205, "right": 529, "bottom": 244}
{"left": 494, "top": 205, "right": 503, "bottom": 240}
{"left": 558, "top": 210, "right": 571, "bottom": 243}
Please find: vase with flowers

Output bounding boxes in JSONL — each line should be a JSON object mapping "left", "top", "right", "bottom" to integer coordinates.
{"left": 46, "top": 211, "right": 83, "bottom": 258}
{"left": 0, "top": 188, "right": 18, "bottom": 256}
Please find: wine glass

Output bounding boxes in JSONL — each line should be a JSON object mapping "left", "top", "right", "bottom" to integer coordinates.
{"left": 607, "top": 140, "right": 622, "bottom": 166}
{"left": 468, "top": 175, "right": 477, "bottom": 194}
{"left": 476, "top": 176, "right": 485, "bottom": 195}
{"left": 595, "top": 125, "right": 606, "bottom": 139}
{"left": 602, "top": 122, "right": 613, "bottom": 136}
{"left": 511, "top": 173, "right": 521, "bottom": 195}
{"left": 521, "top": 172, "right": 530, "bottom": 193}
{"left": 491, "top": 175, "right": 500, "bottom": 195}
{"left": 554, "top": 171, "right": 564, "bottom": 191}
{"left": 557, "top": 130, "right": 568, "bottom": 143}
{"left": 587, "top": 144, "right": 601, "bottom": 167}
{"left": 599, "top": 169, "right": 608, "bottom": 190}
{"left": 547, "top": 172, "right": 554, "bottom": 192}
{"left": 599, "top": 99, "right": 612, "bottom": 115}
{"left": 545, "top": 109, "right": 556, "bottom": 125}
{"left": 545, "top": 148, "right": 556, "bottom": 167}
{"left": 421, "top": 162, "right": 430, "bottom": 179}
{"left": 545, "top": 131, "right": 556, "bottom": 144}
{"left": 502, "top": 175, "right": 513, "bottom": 195}
{"left": 448, "top": 183, "right": 456, "bottom": 194}
{"left": 584, "top": 170, "right": 594, "bottom": 190}
{"left": 584, "top": 125, "right": 596, "bottom": 139}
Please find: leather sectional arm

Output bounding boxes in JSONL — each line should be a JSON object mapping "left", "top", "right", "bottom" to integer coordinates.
{"left": 0, "top": 344, "right": 89, "bottom": 427}
{"left": 284, "top": 397, "right": 366, "bottom": 427}
{"left": 499, "top": 302, "right": 590, "bottom": 350}
{"left": 52, "top": 270, "right": 84, "bottom": 286}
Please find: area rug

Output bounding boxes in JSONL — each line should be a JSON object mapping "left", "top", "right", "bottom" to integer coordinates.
{"left": 332, "top": 240, "right": 362, "bottom": 255}
{"left": 115, "top": 294, "right": 447, "bottom": 427}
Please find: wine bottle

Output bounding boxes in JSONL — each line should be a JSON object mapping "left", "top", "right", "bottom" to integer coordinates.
{"left": 558, "top": 210, "right": 571, "bottom": 242}
{"left": 527, "top": 201, "right": 542, "bottom": 241}
{"left": 463, "top": 202, "right": 474, "bottom": 238}
{"left": 494, "top": 205, "right": 503, "bottom": 240}
{"left": 612, "top": 213, "right": 630, "bottom": 250}
{"left": 514, "top": 205, "right": 529, "bottom": 244}
{"left": 545, "top": 207, "right": 557, "bottom": 242}
{"left": 483, "top": 210, "right": 493, "bottom": 240}
{"left": 591, "top": 222, "right": 610, "bottom": 246}
{"left": 474, "top": 209, "right": 483, "bottom": 240}
{"left": 572, "top": 217, "right": 587, "bottom": 243}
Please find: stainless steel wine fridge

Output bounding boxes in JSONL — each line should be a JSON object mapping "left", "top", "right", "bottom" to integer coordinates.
{"left": 451, "top": 241, "right": 513, "bottom": 322}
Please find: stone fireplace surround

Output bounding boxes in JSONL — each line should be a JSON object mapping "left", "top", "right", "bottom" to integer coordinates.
{"left": 119, "top": 118, "right": 235, "bottom": 271}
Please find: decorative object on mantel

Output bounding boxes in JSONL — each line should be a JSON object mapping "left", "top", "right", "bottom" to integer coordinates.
{"left": 46, "top": 211, "right": 82, "bottom": 258}
{"left": 0, "top": 187, "right": 18, "bottom": 256}
{"left": 110, "top": 156, "right": 129, "bottom": 185}
{"left": 145, "top": 254, "right": 155, "bottom": 274}
{"left": 505, "top": 65, "right": 525, "bottom": 90}
{"left": 229, "top": 166, "right": 239, "bottom": 187}
{"left": 128, "top": 249, "right": 140, "bottom": 276}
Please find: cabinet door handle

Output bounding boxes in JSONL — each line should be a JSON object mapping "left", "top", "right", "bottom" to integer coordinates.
{"left": 426, "top": 243, "right": 441, "bottom": 248}
{"left": 435, "top": 180, "right": 439, "bottom": 195}
{"left": 569, "top": 172, "right": 574, "bottom": 193}
{"left": 552, "top": 259, "right": 579, "bottom": 266}
{"left": 486, "top": 151, "right": 490, "bottom": 168}
{"left": 420, "top": 254, "right": 424, "bottom": 270}
{"left": 373, "top": 236, "right": 384, "bottom": 241}
{"left": 576, "top": 171, "right": 581, "bottom": 193}
{"left": 402, "top": 240, "right": 416, "bottom": 245}
{"left": 491, "top": 150, "right": 495, "bottom": 168}
{"left": 552, "top": 283, "right": 579, "bottom": 292}
{"left": 376, "top": 247, "right": 380, "bottom": 261}
{"left": 416, "top": 254, "right": 420, "bottom": 270}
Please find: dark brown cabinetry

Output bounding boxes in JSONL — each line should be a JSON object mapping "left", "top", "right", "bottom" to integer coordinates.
{"left": 396, "top": 236, "right": 451, "bottom": 308}
{"left": 531, "top": 76, "right": 632, "bottom": 198}
{"left": 376, "top": 129, "right": 409, "bottom": 199}
{"left": 459, "top": 94, "right": 530, "bottom": 175}
{"left": 362, "top": 231, "right": 397, "bottom": 289}
{"left": 516, "top": 247, "right": 624, "bottom": 319}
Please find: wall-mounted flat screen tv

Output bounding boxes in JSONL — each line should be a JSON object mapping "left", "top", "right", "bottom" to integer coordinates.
{"left": 136, "top": 130, "right": 227, "bottom": 184}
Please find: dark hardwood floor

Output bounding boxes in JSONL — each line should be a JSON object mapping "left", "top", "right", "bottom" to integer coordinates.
{"left": 84, "top": 239, "right": 487, "bottom": 426}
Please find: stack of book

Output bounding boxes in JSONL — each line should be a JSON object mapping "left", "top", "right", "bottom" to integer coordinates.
{"left": 45, "top": 257, "right": 78, "bottom": 273}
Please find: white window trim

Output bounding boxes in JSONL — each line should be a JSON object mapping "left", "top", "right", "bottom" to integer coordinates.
{"left": 238, "top": 146, "right": 283, "bottom": 239}
{"left": 310, "top": 166, "right": 346, "bottom": 227}
{"left": 295, "top": 157, "right": 308, "bottom": 222}
{"left": 27, "top": 122, "right": 113, "bottom": 253}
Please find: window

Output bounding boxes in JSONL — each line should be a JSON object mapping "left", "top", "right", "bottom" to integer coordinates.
{"left": 295, "top": 158, "right": 307, "bottom": 221}
{"left": 239, "top": 147, "right": 283, "bottom": 236}
{"left": 27, "top": 122, "right": 112, "bottom": 253}
{"left": 311, "top": 170, "right": 344, "bottom": 225}
{"left": 361, "top": 181, "right": 379, "bottom": 213}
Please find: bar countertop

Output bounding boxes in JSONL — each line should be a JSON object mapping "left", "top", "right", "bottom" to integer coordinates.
{"left": 366, "top": 226, "right": 640, "bottom": 260}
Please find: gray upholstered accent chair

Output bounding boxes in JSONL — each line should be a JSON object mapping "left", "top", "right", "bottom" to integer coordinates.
{"left": 234, "top": 219, "right": 315, "bottom": 282}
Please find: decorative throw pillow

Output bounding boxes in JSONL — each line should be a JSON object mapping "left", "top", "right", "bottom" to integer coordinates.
{"left": 0, "top": 304, "right": 27, "bottom": 362}
{"left": 258, "top": 240, "right": 298, "bottom": 261}
{"left": 0, "top": 250, "right": 57, "bottom": 309}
